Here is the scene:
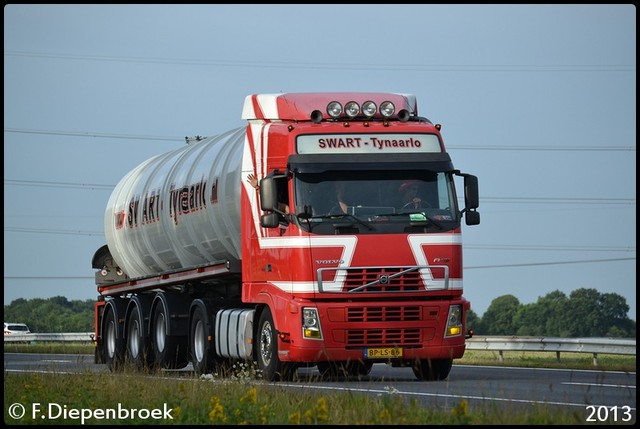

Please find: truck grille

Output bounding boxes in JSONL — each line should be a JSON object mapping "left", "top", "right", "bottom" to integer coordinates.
{"left": 343, "top": 267, "right": 423, "bottom": 292}
{"left": 346, "top": 328, "right": 422, "bottom": 346}
{"left": 317, "top": 265, "right": 450, "bottom": 293}
{"left": 347, "top": 306, "right": 421, "bottom": 322}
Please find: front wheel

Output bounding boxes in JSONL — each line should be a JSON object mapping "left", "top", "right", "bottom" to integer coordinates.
{"left": 412, "top": 358, "right": 452, "bottom": 381}
{"left": 256, "top": 308, "right": 296, "bottom": 381}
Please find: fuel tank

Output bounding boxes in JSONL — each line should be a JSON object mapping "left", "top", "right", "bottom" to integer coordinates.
{"left": 104, "top": 127, "right": 246, "bottom": 278}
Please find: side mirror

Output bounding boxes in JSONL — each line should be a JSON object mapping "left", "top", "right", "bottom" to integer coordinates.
{"left": 464, "top": 175, "right": 479, "bottom": 209}
{"left": 465, "top": 210, "right": 480, "bottom": 226}
{"left": 259, "top": 177, "right": 278, "bottom": 212}
{"left": 260, "top": 213, "right": 280, "bottom": 228}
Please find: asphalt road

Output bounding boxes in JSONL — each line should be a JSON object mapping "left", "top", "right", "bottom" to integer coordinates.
{"left": 4, "top": 352, "right": 636, "bottom": 424}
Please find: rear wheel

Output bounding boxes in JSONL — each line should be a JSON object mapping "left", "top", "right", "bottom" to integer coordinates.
{"left": 190, "top": 305, "right": 218, "bottom": 375}
{"left": 103, "top": 308, "right": 124, "bottom": 372}
{"left": 125, "top": 305, "right": 153, "bottom": 370}
{"left": 150, "top": 303, "right": 188, "bottom": 369}
{"left": 411, "top": 358, "right": 452, "bottom": 381}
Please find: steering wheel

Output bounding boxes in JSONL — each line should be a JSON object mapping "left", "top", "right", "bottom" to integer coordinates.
{"left": 402, "top": 200, "right": 431, "bottom": 209}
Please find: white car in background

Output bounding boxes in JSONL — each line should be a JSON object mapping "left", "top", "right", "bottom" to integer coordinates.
{"left": 4, "top": 322, "right": 31, "bottom": 335}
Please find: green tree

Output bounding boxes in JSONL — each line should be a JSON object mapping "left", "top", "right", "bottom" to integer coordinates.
{"left": 466, "top": 308, "right": 480, "bottom": 334}
{"left": 514, "top": 290, "right": 570, "bottom": 336}
{"left": 478, "top": 295, "right": 521, "bottom": 335}
{"left": 4, "top": 297, "right": 94, "bottom": 333}
{"left": 565, "top": 288, "right": 633, "bottom": 337}
{"left": 489, "top": 288, "right": 636, "bottom": 338}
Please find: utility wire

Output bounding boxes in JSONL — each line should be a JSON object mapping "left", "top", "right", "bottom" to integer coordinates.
{"left": 3, "top": 226, "right": 636, "bottom": 255}
{"left": 4, "top": 257, "right": 636, "bottom": 281}
{"left": 4, "top": 179, "right": 636, "bottom": 206}
{"left": 4, "top": 179, "right": 114, "bottom": 190}
{"left": 5, "top": 50, "right": 636, "bottom": 73}
{"left": 466, "top": 257, "right": 636, "bottom": 269}
{"left": 4, "top": 127, "right": 183, "bottom": 142}
{"left": 4, "top": 227, "right": 103, "bottom": 236}
{"left": 3, "top": 127, "right": 636, "bottom": 152}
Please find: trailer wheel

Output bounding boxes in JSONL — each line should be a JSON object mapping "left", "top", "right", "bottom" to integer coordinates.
{"left": 256, "top": 308, "right": 296, "bottom": 381}
{"left": 150, "top": 302, "right": 188, "bottom": 369}
{"left": 189, "top": 305, "right": 217, "bottom": 375}
{"left": 411, "top": 358, "right": 452, "bottom": 381}
{"left": 103, "top": 308, "right": 124, "bottom": 372}
{"left": 125, "top": 304, "right": 153, "bottom": 370}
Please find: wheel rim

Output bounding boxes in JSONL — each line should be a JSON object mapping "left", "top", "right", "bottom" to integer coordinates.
{"left": 128, "top": 318, "right": 140, "bottom": 358}
{"left": 106, "top": 319, "right": 116, "bottom": 359}
{"left": 155, "top": 311, "right": 166, "bottom": 352}
{"left": 259, "top": 320, "right": 273, "bottom": 366}
{"left": 194, "top": 319, "right": 205, "bottom": 362}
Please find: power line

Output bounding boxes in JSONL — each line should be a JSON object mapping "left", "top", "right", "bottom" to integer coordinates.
{"left": 3, "top": 226, "right": 635, "bottom": 256}
{"left": 480, "top": 196, "right": 635, "bottom": 205}
{"left": 448, "top": 145, "right": 635, "bottom": 151}
{"left": 4, "top": 50, "right": 636, "bottom": 73}
{"left": 4, "top": 180, "right": 634, "bottom": 206}
{"left": 4, "top": 256, "right": 636, "bottom": 281}
{"left": 3, "top": 127, "right": 183, "bottom": 142}
{"left": 4, "top": 179, "right": 113, "bottom": 190}
{"left": 466, "top": 257, "right": 636, "bottom": 269}
{"left": 466, "top": 244, "right": 635, "bottom": 252}
{"left": 3, "top": 127, "right": 636, "bottom": 152}
{"left": 4, "top": 227, "right": 103, "bottom": 236}
{"left": 4, "top": 276, "right": 94, "bottom": 280}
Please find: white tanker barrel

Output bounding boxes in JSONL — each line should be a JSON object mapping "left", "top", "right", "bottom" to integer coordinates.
{"left": 104, "top": 127, "right": 246, "bottom": 279}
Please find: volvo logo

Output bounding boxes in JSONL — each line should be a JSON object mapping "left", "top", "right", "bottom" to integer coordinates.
{"left": 378, "top": 275, "right": 389, "bottom": 284}
{"left": 316, "top": 259, "right": 344, "bottom": 265}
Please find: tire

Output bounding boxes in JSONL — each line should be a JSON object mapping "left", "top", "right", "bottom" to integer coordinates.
{"left": 256, "top": 308, "right": 296, "bottom": 381}
{"left": 125, "top": 304, "right": 153, "bottom": 370}
{"left": 411, "top": 358, "right": 452, "bottom": 381}
{"left": 103, "top": 308, "right": 124, "bottom": 372}
{"left": 150, "top": 302, "right": 189, "bottom": 369}
{"left": 190, "top": 305, "right": 218, "bottom": 375}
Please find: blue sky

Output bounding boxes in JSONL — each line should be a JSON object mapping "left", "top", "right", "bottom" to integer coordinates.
{"left": 4, "top": 4, "right": 636, "bottom": 319}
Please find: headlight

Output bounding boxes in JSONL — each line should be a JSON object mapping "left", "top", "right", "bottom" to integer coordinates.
{"left": 302, "top": 307, "right": 322, "bottom": 339}
{"left": 445, "top": 305, "right": 463, "bottom": 337}
{"left": 344, "top": 101, "right": 360, "bottom": 118}
{"left": 380, "top": 101, "right": 395, "bottom": 118}
{"left": 326, "top": 101, "right": 343, "bottom": 119}
{"left": 361, "top": 100, "right": 377, "bottom": 118}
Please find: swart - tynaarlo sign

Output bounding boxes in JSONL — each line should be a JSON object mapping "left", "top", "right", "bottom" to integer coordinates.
{"left": 296, "top": 133, "right": 442, "bottom": 154}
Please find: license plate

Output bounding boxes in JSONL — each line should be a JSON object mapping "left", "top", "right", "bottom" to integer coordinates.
{"left": 364, "top": 347, "right": 403, "bottom": 358}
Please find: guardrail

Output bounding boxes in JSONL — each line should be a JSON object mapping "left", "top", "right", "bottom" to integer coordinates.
{"left": 466, "top": 335, "right": 636, "bottom": 366}
{"left": 4, "top": 333, "right": 636, "bottom": 367}
{"left": 4, "top": 332, "right": 94, "bottom": 343}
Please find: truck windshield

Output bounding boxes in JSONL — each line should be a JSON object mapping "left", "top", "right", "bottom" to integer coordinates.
{"left": 293, "top": 170, "right": 460, "bottom": 234}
